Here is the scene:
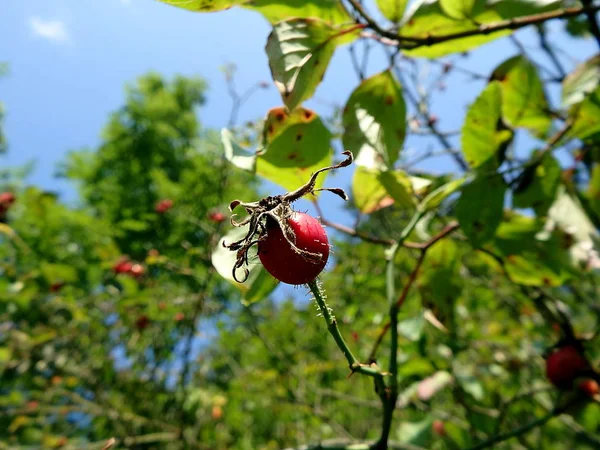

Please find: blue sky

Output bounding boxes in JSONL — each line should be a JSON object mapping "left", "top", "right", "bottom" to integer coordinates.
{"left": 0, "top": 0, "right": 597, "bottom": 211}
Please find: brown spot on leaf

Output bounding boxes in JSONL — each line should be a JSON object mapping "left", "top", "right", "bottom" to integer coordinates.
{"left": 385, "top": 96, "right": 394, "bottom": 105}
{"left": 304, "top": 110, "right": 313, "bottom": 120}
{"left": 296, "top": 133, "right": 303, "bottom": 141}
{"left": 275, "top": 111, "right": 286, "bottom": 122}
{"left": 542, "top": 277, "right": 552, "bottom": 286}
{"left": 287, "top": 153, "right": 297, "bottom": 160}
{"left": 268, "top": 124, "right": 274, "bottom": 134}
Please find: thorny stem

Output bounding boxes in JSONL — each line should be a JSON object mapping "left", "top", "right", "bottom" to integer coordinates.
{"left": 307, "top": 280, "right": 385, "bottom": 380}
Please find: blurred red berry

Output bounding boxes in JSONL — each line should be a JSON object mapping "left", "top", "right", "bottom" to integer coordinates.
{"left": 155, "top": 199, "right": 174, "bottom": 214}
{"left": 129, "top": 263, "right": 145, "bottom": 277}
{"left": 351, "top": 331, "right": 359, "bottom": 342}
{"left": 546, "top": 345, "right": 590, "bottom": 389}
{"left": 0, "top": 192, "right": 16, "bottom": 206}
{"left": 174, "top": 312, "right": 185, "bottom": 322}
{"left": 113, "top": 257, "right": 133, "bottom": 274}
{"left": 135, "top": 315, "right": 150, "bottom": 330}
{"left": 148, "top": 248, "right": 160, "bottom": 257}
{"left": 50, "top": 282, "right": 65, "bottom": 293}
{"left": 208, "top": 211, "right": 226, "bottom": 223}
{"left": 579, "top": 379, "right": 599, "bottom": 397}
{"left": 432, "top": 420, "right": 446, "bottom": 437}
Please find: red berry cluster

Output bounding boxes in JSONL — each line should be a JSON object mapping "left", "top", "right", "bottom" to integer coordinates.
{"left": 112, "top": 257, "right": 145, "bottom": 278}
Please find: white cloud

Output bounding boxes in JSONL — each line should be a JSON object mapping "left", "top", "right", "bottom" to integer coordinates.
{"left": 29, "top": 17, "right": 70, "bottom": 43}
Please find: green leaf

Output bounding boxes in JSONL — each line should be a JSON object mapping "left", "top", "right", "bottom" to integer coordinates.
{"left": 440, "top": 0, "right": 476, "bottom": 19}
{"left": 396, "top": 417, "right": 433, "bottom": 446}
{"left": 488, "top": 212, "right": 575, "bottom": 286}
{"left": 266, "top": 18, "right": 360, "bottom": 111}
{"left": 352, "top": 167, "right": 416, "bottom": 214}
{"left": 456, "top": 374, "right": 484, "bottom": 400}
{"left": 257, "top": 107, "right": 332, "bottom": 192}
{"left": 547, "top": 185, "right": 600, "bottom": 269}
{"left": 245, "top": 0, "right": 352, "bottom": 25}
{"left": 40, "top": 263, "right": 78, "bottom": 284}
{"left": 242, "top": 266, "right": 280, "bottom": 306}
{"left": 455, "top": 174, "right": 506, "bottom": 247}
{"left": 398, "top": 312, "right": 426, "bottom": 341}
{"left": 157, "top": 0, "right": 242, "bottom": 12}
{"left": 401, "top": 0, "right": 561, "bottom": 58}
{"left": 587, "top": 164, "right": 600, "bottom": 218}
{"left": 419, "top": 239, "right": 462, "bottom": 324}
{"left": 376, "top": 0, "right": 409, "bottom": 22}
{"left": 418, "top": 177, "right": 467, "bottom": 212}
{"left": 342, "top": 70, "right": 407, "bottom": 169}
{"left": 568, "top": 86, "right": 600, "bottom": 141}
{"left": 562, "top": 54, "right": 600, "bottom": 108}
{"left": 491, "top": 55, "right": 551, "bottom": 138}
{"left": 462, "top": 82, "right": 513, "bottom": 169}
{"left": 212, "top": 227, "right": 279, "bottom": 303}
{"left": 221, "top": 129, "right": 256, "bottom": 172}
{"left": 417, "top": 370, "right": 453, "bottom": 400}
{"left": 513, "top": 152, "right": 561, "bottom": 215}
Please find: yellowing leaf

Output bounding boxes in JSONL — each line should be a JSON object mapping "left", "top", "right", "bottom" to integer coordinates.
{"left": 257, "top": 107, "right": 332, "bottom": 192}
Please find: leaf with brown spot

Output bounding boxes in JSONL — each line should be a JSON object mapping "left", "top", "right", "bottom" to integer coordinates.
{"left": 266, "top": 18, "right": 360, "bottom": 111}
{"left": 343, "top": 70, "right": 407, "bottom": 169}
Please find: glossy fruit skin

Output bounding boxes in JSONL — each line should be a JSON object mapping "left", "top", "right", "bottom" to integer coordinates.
{"left": 258, "top": 212, "right": 329, "bottom": 285}
{"left": 579, "top": 379, "right": 599, "bottom": 397}
{"left": 545, "top": 345, "right": 589, "bottom": 389}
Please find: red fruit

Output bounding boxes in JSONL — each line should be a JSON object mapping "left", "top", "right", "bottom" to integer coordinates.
{"left": 545, "top": 345, "right": 589, "bottom": 389}
{"left": 208, "top": 211, "right": 226, "bottom": 223}
{"left": 135, "top": 315, "right": 150, "bottom": 330}
{"left": 129, "top": 263, "right": 145, "bottom": 277}
{"left": 26, "top": 401, "right": 39, "bottom": 410}
{"left": 351, "top": 331, "right": 360, "bottom": 342}
{"left": 211, "top": 405, "right": 223, "bottom": 420}
{"left": 113, "top": 258, "right": 133, "bottom": 274}
{"left": 258, "top": 212, "right": 329, "bottom": 285}
{"left": 0, "top": 192, "right": 16, "bottom": 206}
{"left": 578, "top": 379, "right": 600, "bottom": 397}
{"left": 155, "top": 199, "right": 174, "bottom": 214}
{"left": 174, "top": 312, "right": 185, "bottom": 322}
{"left": 432, "top": 420, "right": 446, "bottom": 437}
{"left": 50, "top": 282, "right": 65, "bottom": 293}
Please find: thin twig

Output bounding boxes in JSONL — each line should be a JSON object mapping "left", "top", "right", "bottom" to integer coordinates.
{"left": 466, "top": 405, "right": 571, "bottom": 450}
{"left": 369, "top": 222, "right": 460, "bottom": 362}
{"left": 537, "top": 24, "right": 566, "bottom": 80}
{"left": 582, "top": 0, "right": 600, "bottom": 49}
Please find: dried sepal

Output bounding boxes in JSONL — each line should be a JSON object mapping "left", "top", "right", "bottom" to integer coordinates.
{"left": 223, "top": 151, "right": 354, "bottom": 283}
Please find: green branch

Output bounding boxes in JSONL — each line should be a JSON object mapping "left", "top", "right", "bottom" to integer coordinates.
{"left": 307, "top": 280, "right": 384, "bottom": 379}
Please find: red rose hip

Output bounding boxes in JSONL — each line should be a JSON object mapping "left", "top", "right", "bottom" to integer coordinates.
{"left": 258, "top": 212, "right": 329, "bottom": 285}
